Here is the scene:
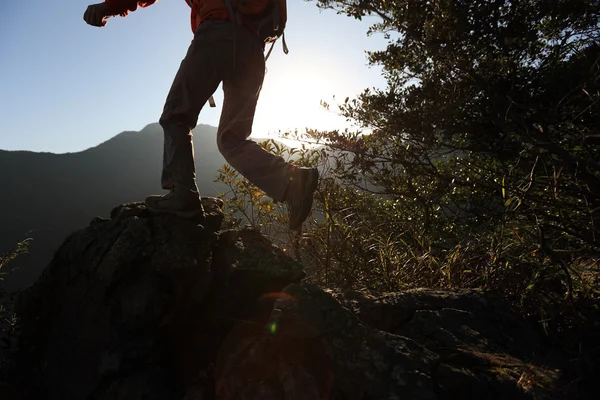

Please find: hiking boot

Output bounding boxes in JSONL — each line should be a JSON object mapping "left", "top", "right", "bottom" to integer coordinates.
{"left": 145, "top": 184, "right": 205, "bottom": 219}
{"left": 285, "top": 167, "right": 319, "bottom": 230}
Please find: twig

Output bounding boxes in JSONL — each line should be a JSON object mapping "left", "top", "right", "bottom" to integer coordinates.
{"left": 534, "top": 214, "right": 574, "bottom": 301}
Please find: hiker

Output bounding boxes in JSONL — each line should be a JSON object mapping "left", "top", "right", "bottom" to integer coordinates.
{"left": 83, "top": 0, "right": 318, "bottom": 230}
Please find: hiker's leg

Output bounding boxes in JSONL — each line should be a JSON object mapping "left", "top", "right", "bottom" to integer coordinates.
{"left": 217, "top": 31, "right": 292, "bottom": 202}
{"left": 160, "top": 21, "right": 234, "bottom": 192}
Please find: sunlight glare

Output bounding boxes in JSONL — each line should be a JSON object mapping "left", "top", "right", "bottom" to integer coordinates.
{"left": 252, "top": 60, "right": 353, "bottom": 141}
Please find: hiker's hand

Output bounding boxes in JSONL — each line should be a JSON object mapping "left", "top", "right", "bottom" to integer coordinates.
{"left": 84, "top": 3, "right": 113, "bottom": 27}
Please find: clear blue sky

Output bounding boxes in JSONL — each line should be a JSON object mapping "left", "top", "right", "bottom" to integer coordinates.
{"left": 0, "top": 1, "right": 387, "bottom": 153}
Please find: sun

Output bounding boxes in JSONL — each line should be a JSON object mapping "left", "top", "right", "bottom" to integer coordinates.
{"left": 251, "top": 59, "right": 352, "bottom": 140}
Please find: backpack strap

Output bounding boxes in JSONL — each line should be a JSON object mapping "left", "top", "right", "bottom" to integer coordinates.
{"left": 265, "top": 32, "right": 288, "bottom": 61}
{"left": 223, "top": 0, "right": 242, "bottom": 25}
{"left": 209, "top": 0, "right": 288, "bottom": 108}
{"left": 207, "top": 0, "right": 238, "bottom": 108}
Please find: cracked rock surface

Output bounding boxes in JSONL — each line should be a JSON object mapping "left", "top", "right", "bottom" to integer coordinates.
{"left": 10, "top": 201, "right": 565, "bottom": 399}
{"left": 216, "top": 283, "right": 438, "bottom": 400}
{"left": 13, "top": 199, "right": 304, "bottom": 400}
{"left": 336, "top": 290, "right": 564, "bottom": 399}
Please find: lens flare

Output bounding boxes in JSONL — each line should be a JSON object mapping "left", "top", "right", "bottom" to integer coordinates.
{"left": 269, "top": 321, "right": 278, "bottom": 335}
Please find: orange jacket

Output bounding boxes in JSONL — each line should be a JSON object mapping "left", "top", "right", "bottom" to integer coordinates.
{"left": 104, "top": 0, "right": 254, "bottom": 33}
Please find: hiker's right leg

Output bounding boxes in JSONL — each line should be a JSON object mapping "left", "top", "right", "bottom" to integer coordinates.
{"left": 160, "top": 20, "right": 234, "bottom": 193}
{"left": 216, "top": 29, "right": 319, "bottom": 229}
{"left": 216, "top": 29, "right": 294, "bottom": 202}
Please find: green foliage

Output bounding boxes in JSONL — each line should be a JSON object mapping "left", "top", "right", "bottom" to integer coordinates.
{"left": 215, "top": 139, "right": 318, "bottom": 246}
{"left": 304, "top": 0, "right": 600, "bottom": 299}
{"left": 0, "top": 239, "right": 32, "bottom": 273}
{"left": 217, "top": 2, "right": 600, "bottom": 356}
{"left": 0, "top": 238, "right": 31, "bottom": 385}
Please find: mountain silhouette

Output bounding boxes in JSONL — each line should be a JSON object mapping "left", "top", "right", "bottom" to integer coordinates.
{"left": 0, "top": 123, "right": 236, "bottom": 291}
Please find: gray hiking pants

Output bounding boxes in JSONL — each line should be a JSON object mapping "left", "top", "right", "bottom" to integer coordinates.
{"left": 160, "top": 19, "right": 292, "bottom": 202}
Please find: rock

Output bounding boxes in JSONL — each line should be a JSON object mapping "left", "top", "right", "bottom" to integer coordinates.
{"left": 215, "top": 283, "right": 438, "bottom": 400}
{"left": 13, "top": 199, "right": 303, "bottom": 400}
{"left": 337, "top": 289, "right": 564, "bottom": 399}
{"left": 9, "top": 200, "right": 567, "bottom": 400}
{"left": 215, "top": 286, "right": 566, "bottom": 400}
{"left": 337, "top": 289, "right": 543, "bottom": 355}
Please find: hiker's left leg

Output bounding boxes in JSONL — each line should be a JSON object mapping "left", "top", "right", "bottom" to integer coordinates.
{"left": 216, "top": 34, "right": 292, "bottom": 202}
{"left": 146, "top": 20, "right": 235, "bottom": 218}
{"left": 160, "top": 21, "right": 230, "bottom": 192}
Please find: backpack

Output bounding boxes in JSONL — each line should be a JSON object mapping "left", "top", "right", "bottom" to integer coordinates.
{"left": 206, "top": 0, "right": 289, "bottom": 107}
{"left": 224, "top": 0, "right": 287, "bottom": 45}
{"left": 222, "top": 0, "right": 288, "bottom": 59}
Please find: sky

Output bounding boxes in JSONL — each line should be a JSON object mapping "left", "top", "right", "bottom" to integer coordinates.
{"left": 0, "top": 1, "right": 388, "bottom": 153}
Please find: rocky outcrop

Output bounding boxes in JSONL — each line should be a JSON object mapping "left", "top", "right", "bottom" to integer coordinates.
{"left": 216, "top": 283, "right": 438, "bottom": 400}
{"left": 14, "top": 199, "right": 303, "bottom": 400}
{"left": 337, "top": 290, "right": 563, "bottom": 399}
{"left": 215, "top": 286, "right": 564, "bottom": 400}
{"left": 9, "top": 200, "right": 566, "bottom": 399}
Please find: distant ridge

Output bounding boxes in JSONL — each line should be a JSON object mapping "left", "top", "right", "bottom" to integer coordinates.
{"left": 0, "top": 123, "right": 230, "bottom": 290}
